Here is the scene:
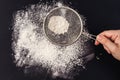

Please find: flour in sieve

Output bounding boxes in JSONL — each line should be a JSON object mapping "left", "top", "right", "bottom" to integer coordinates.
{"left": 48, "top": 16, "right": 69, "bottom": 34}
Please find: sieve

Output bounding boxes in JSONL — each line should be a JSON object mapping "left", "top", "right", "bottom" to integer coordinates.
{"left": 43, "top": 6, "right": 96, "bottom": 46}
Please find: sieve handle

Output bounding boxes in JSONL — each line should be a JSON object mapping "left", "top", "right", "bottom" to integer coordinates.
{"left": 82, "top": 32, "right": 96, "bottom": 40}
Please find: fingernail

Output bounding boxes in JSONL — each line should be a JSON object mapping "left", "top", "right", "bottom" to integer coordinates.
{"left": 97, "top": 35, "right": 102, "bottom": 40}
{"left": 95, "top": 40, "right": 99, "bottom": 45}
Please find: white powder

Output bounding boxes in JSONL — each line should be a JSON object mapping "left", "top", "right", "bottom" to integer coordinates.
{"left": 57, "top": 2, "right": 63, "bottom": 7}
{"left": 12, "top": 2, "right": 94, "bottom": 79}
{"left": 48, "top": 16, "right": 69, "bottom": 34}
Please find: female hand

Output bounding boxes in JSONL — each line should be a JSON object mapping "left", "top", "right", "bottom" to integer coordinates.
{"left": 95, "top": 30, "right": 120, "bottom": 61}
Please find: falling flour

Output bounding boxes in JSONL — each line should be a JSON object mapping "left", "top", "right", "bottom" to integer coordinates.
{"left": 12, "top": 2, "right": 94, "bottom": 79}
{"left": 48, "top": 16, "right": 69, "bottom": 34}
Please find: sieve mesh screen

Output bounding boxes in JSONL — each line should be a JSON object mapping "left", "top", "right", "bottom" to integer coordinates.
{"left": 44, "top": 7, "right": 83, "bottom": 46}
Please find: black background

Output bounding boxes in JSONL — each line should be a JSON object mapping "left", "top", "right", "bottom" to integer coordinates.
{"left": 0, "top": 0, "right": 120, "bottom": 80}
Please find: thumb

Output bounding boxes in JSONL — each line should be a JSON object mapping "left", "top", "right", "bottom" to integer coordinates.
{"left": 97, "top": 35, "right": 117, "bottom": 54}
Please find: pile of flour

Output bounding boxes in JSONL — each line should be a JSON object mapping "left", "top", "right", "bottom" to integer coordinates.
{"left": 12, "top": 2, "right": 94, "bottom": 79}
{"left": 48, "top": 16, "right": 69, "bottom": 34}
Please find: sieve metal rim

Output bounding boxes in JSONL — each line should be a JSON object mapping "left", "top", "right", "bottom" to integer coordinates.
{"left": 43, "top": 6, "right": 83, "bottom": 46}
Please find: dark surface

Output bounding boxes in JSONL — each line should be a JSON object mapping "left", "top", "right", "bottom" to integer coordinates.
{"left": 0, "top": 0, "right": 120, "bottom": 80}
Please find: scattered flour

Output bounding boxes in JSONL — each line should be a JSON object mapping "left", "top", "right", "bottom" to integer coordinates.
{"left": 12, "top": 2, "right": 94, "bottom": 79}
{"left": 48, "top": 16, "right": 69, "bottom": 34}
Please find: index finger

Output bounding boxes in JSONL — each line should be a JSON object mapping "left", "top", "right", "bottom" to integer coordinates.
{"left": 100, "top": 30, "right": 119, "bottom": 41}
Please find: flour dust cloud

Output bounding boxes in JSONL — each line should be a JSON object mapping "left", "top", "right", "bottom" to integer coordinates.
{"left": 12, "top": 2, "right": 94, "bottom": 80}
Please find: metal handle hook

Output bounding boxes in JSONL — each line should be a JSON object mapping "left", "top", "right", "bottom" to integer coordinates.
{"left": 82, "top": 32, "right": 96, "bottom": 40}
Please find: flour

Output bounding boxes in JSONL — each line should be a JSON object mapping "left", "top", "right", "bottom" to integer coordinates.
{"left": 12, "top": 2, "right": 94, "bottom": 79}
{"left": 48, "top": 16, "right": 69, "bottom": 34}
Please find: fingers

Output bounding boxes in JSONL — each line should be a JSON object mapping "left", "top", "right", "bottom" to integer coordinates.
{"left": 94, "top": 30, "right": 114, "bottom": 45}
{"left": 95, "top": 30, "right": 118, "bottom": 46}
{"left": 95, "top": 34, "right": 112, "bottom": 53}
{"left": 99, "top": 30, "right": 119, "bottom": 41}
{"left": 95, "top": 34, "right": 117, "bottom": 54}
{"left": 94, "top": 30, "right": 120, "bottom": 61}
